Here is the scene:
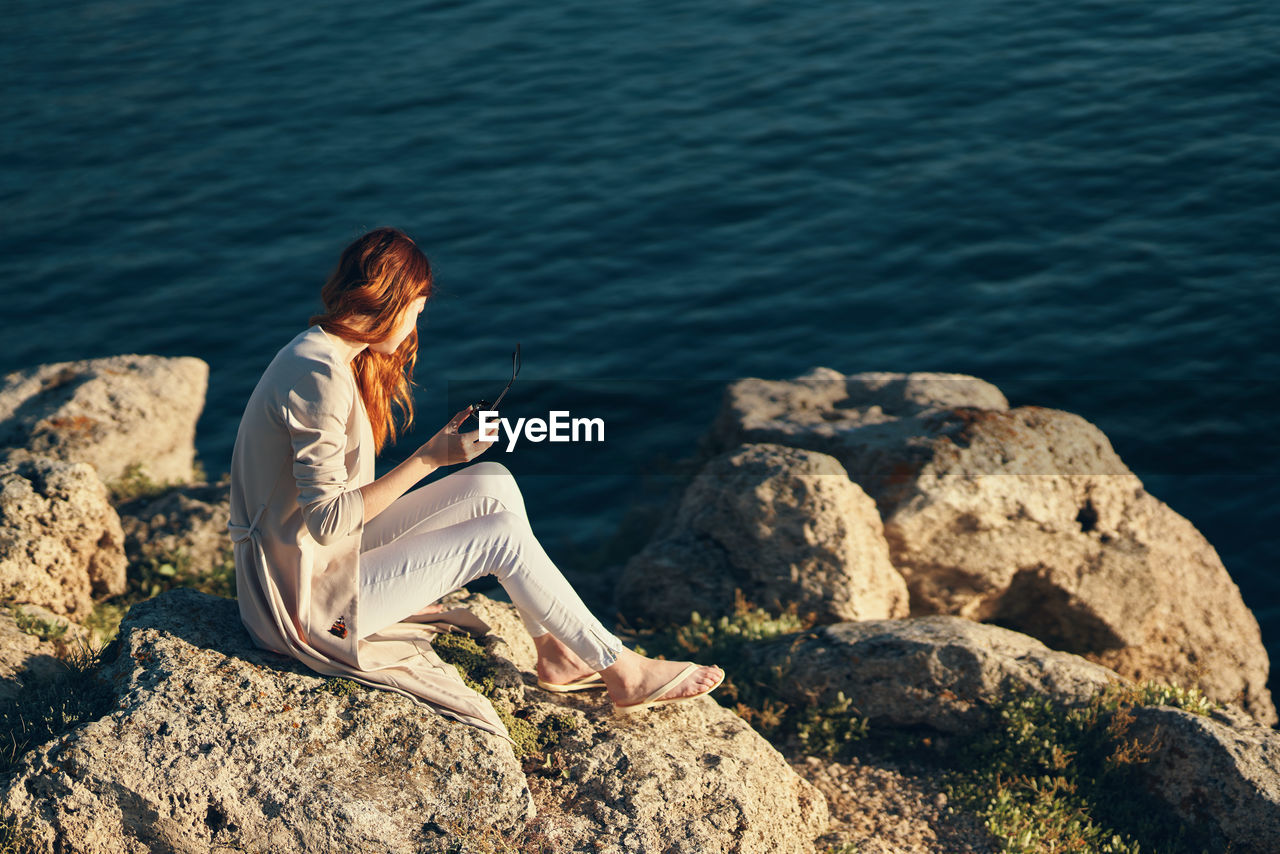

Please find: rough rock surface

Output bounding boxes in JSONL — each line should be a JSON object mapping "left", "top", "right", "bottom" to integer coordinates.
{"left": 703, "top": 367, "right": 1276, "bottom": 725}
{"left": 521, "top": 688, "right": 830, "bottom": 854}
{"left": 1127, "top": 702, "right": 1280, "bottom": 854}
{"left": 791, "top": 753, "right": 997, "bottom": 853}
{"left": 744, "top": 616, "right": 1123, "bottom": 736}
{"left": 615, "top": 443, "right": 909, "bottom": 627}
{"left": 0, "top": 602, "right": 92, "bottom": 702}
{"left": 0, "top": 454, "right": 126, "bottom": 619}
{"left": 1, "top": 589, "right": 534, "bottom": 854}
{"left": 0, "top": 354, "right": 208, "bottom": 486}
{"left": 6, "top": 588, "right": 830, "bottom": 854}
{"left": 117, "top": 477, "right": 232, "bottom": 575}
{"left": 437, "top": 589, "right": 832, "bottom": 854}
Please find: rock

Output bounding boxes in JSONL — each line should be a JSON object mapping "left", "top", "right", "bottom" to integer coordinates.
{"left": 0, "top": 603, "right": 92, "bottom": 702}
{"left": 616, "top": 444, "right": 909, "bottom": 627}
{"left": 4, "top": 588, "right": 831, "bottom": 854}
{"left": 744, "top": 616, "right": 1123, "bottom": 736}
{"left": 438, "top": 587, "right": 831, "bottom": 854}
{"left": 0, "top": 455, "right": 126, "bottom": 619}
{"left": 116, "top": 477, "right": 232, "bottom": 576}
{"left": 0, "top": 354, "right": 208, "bottom": 486}
{"left": 1, "top": 589, "right": 534, "bottom": 854}
{"left": 523, "top": 689, "right": 831, "bottom": 854}
{"left": 704, "top": 368, "right": 1276, "bottom": 725}
{"left": 1127, "top": 703, "right": 1280, "bottom": 854}
{"left": 701, "top": 367, "right": 1010, "bottom": 505}
{"left": 435, "top": 589, "right": 831, "bottom": 853}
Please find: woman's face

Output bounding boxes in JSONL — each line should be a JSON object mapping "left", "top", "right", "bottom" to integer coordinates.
{"left": 369, "top": 295, "right": 427, "bottom": 355}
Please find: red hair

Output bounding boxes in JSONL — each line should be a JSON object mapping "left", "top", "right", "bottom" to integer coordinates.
{"left": 308, "top": 227, "right": 433, "bottom": 454}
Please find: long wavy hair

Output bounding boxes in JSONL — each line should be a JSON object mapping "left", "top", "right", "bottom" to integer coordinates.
{"left": 308, "top": 227, "right": 434, "bottom": 454}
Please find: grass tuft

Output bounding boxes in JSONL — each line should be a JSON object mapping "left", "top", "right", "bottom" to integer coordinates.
{"left": 431, "top": 632, "right": 578, "bottom": 762}
{"left": 5, "top": 606, "right": 69, "bottom": 644}
{"left": 0, "top": 632, "right": 114, "bottom": 783}
{"left": 926, "top": 678, "right": 1228, "bottom": 854}
{"left": 85, "top": 547, "right": 236, "bottom": 649}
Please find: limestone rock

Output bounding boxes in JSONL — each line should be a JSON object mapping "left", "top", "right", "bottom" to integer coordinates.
{"left": 744, "top": 616, "right": 1123, "bottom": 736}
{"left": 701, "top": 367, "right": 1010, "bottom": 504}
{"left": 117, "top": 477, "right": 232, "bottom": 575}
{"left": 704, "top": 368, "right": 1275, "bottom": 725}
{"left": 0, "top": 455, "right": 126, "bottom": 619}
{"left": 1, "top": 589, "right": 534, "bottom": 854}
{"left": 522, "top": 688, "right": 830, "bottom": 854}
{"left": 437, "top": 589, "right": 831, "bottom": 854}
{"left": 0, "top": 354, "right": 208, "bottom": 486}
{"left": 4, "top": 587, "right": 831, "bottom": 854}
{"left": 1127, "top": 702, "right": 1280, "bottom": 854}
{"left": 616, "top": 444, "right": 909, "bottom": 627}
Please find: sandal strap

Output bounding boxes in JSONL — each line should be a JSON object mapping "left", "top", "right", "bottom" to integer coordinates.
{"left": 641, "top": 662, "right": 700, "bottom": 705}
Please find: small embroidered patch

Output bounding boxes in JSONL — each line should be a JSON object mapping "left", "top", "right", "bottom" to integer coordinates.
{"left": 328, "top": 616, "right": 348, "bottom": 639}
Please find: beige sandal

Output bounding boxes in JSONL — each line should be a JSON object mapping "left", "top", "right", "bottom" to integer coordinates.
{"left": 612, "top": 662, "right": 725, "bottom": 715}
{"left": 536, "top": 672, "right": 607, "bottom": 693}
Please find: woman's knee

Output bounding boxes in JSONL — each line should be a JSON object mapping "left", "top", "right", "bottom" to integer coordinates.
{"left": 468, "top": 461, "right": 528, "bottom": 518}
{"left": 480, "top": 510, "right": 537, "bottom": 578}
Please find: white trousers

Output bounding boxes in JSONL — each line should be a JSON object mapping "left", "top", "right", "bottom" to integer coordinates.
{"left": 356, "top": 461, "right": 627, "bottom": 672}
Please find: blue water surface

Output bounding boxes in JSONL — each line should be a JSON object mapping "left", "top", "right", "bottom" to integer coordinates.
{"left": 2, "top": 0, "right": 1277, "bottom": 692}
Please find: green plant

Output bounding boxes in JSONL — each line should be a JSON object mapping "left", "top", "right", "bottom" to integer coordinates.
{"left": 0, "top": 801, "right": 40, "bottom": 854}
{"left": 83, "top": 548, "right": 238, "bottom": 649}
{"left": 5, "top": 605, "right": 69, "bottom": 643}
{"left": 128, "top": 548, "right": 236, "bottom": 602}
{"left": 105, "top": 462, "right": 170, "bottom": 504}
{"left": 795, "top": 691, "right": 870, "bottom": 759}
{"left": 0, "top": 633, "right": 114, "bottom": 782}
{"left": 936, "top": 678, "right": 1227, "bottom": 854}
{"left": 431, "top": 633, "right": 578, "bottom": 761}
{"left": 315, "top": 677, "right": 365, "bottom": 697}
{"left": 628, "top": 590, "right": 859, "bottom": 750}
{"left": 82, "top": 600, "right": 129, "bottom": 649}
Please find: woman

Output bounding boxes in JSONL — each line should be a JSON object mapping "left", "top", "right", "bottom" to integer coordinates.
{"left": 227, "top": 227, "right": 723, "bottom": 745}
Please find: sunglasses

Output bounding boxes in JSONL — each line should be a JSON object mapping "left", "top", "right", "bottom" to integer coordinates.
{"left": 458, "top": 342, "right": 521, "bottom": 432}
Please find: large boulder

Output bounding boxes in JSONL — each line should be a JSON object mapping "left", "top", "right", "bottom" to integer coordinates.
{"left": 437, "top": 589, "right": 832, "bottom": 854}
{"left": 116, "top": 477, "right": 232, "bottom": 575}
{"left": 0, "top": 455, "right": 126, "bottom": 619}
{"left": 616, "top": 444, "right": 909, "bottom": 627}
{"left": 743, "top": 615, "right": 1122, "bottom": 736}
{"left": 5, "top": 588, "right": 831, "bottom": 854}
{"left": 0, "top": 354, "right": 208, "bottom": 486}
{"left": 521, "top": 691, "right": 831, "bottom": 854}
{"left": 1126, "top": 702, "right": 1280, "bottom": 854}
{"left": 2, "top": 589, "right": 534, "bottom": 854}
{"left": 704, "top": 368, "right": 1275, "bottom": 725}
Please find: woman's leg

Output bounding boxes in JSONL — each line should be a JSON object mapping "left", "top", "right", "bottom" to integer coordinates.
{"left": 361, "top": 461, "right": 531, "bottom": 551}
{"left": 357, "top": 509, "right": 625, "bottom": 670}
{"left": 358, "top": 461, "right": 725, "bottom": 706}
{"left": 360, "top": 461, "right": 551, "bottom": 637}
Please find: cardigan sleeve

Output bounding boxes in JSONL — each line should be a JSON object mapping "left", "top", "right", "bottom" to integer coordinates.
{"left": 283, "top": 362, "right": 366, "bottom": 546}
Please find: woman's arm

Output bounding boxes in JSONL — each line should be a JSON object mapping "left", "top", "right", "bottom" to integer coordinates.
{"left": 357, "top": 451, "right": 437, "bottom": 525}
{"left": 285, "top": 364, "right": 492, "bottom": 541}
{"left": 284, "top": 363, "right": 367, "bottom": 545}
{"left": 358, "top": 407, "right": 493, "bottom": 525}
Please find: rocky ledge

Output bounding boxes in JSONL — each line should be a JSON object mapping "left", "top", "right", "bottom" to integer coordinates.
{"left": 1, "top": 356, "right": 1277, "bottom": 853}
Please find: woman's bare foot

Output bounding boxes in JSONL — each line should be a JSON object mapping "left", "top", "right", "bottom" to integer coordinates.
{"left": 601, "top": 647, "right": 724, "bottom": 707}
{"left": 533, "top": 632, "right": 599, "bottom": 685}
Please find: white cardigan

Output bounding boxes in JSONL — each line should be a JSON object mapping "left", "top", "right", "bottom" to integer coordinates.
{"left": 227, "top": 324, "right": 513, "bottom": 746}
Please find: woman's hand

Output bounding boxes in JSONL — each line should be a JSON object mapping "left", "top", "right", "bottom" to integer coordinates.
{"left": 415, "top": 407, "right": 495, "bottom": 469}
